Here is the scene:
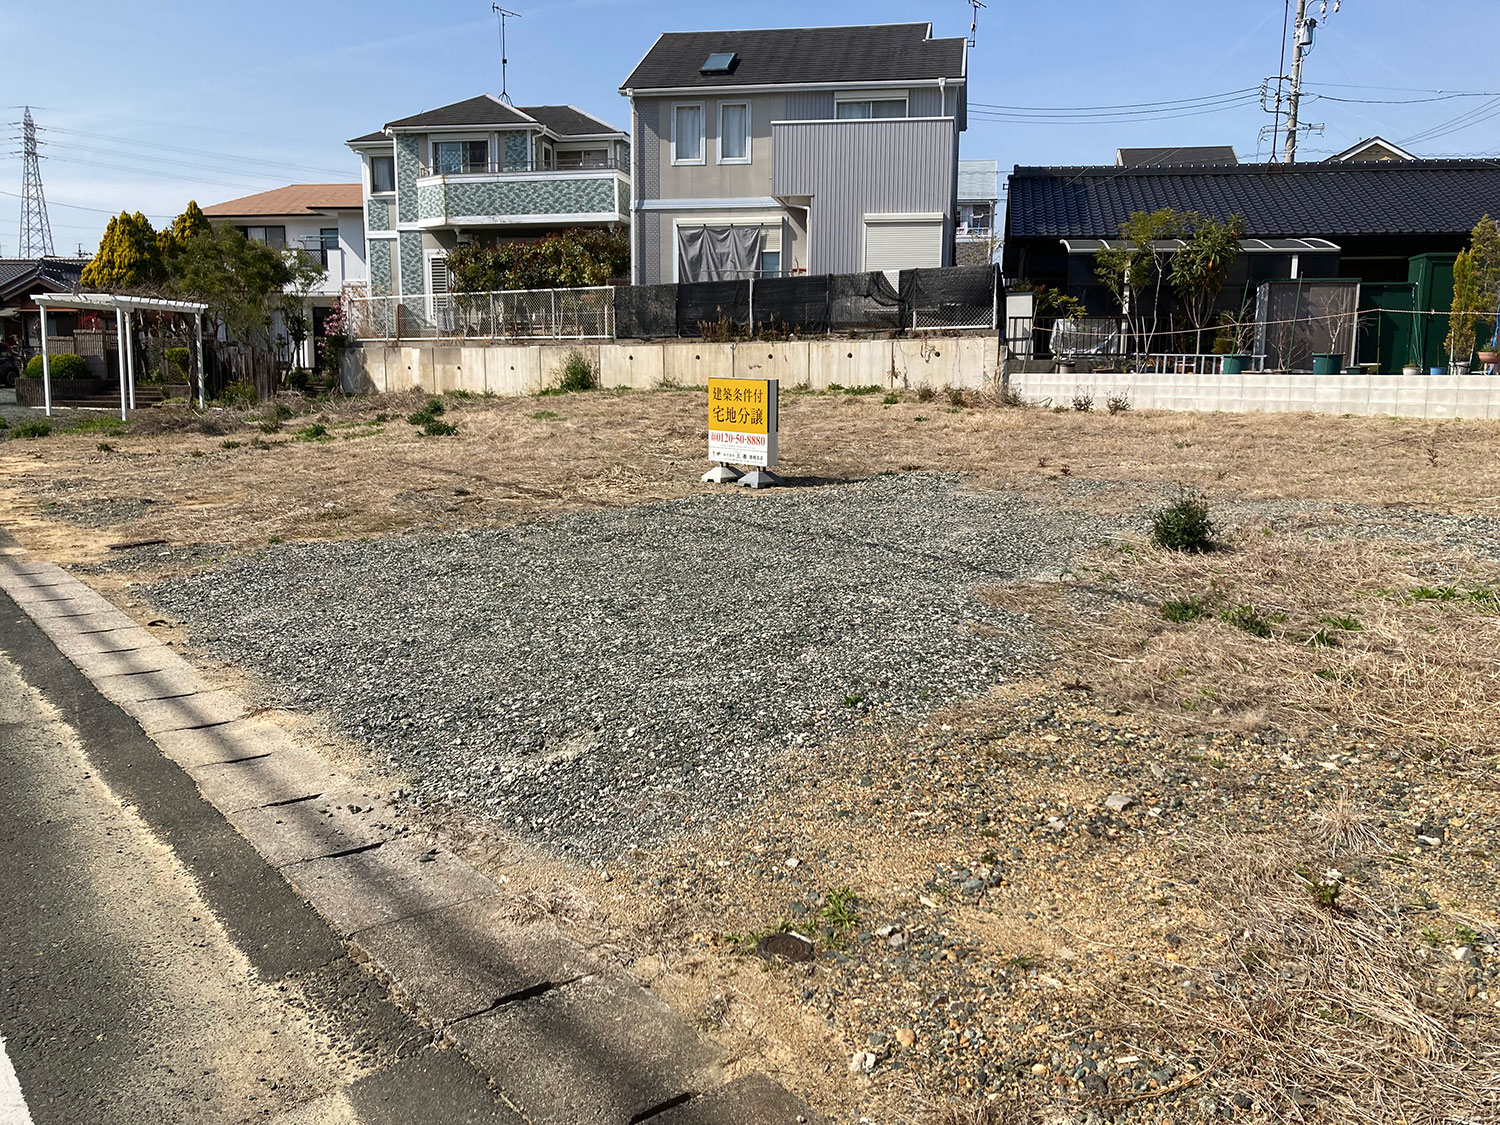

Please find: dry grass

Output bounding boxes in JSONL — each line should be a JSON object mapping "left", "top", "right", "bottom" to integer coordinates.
{"left": 5, "top": 392, "right": 1500, "bottom": 587}
{"left": 1126, "top": 833, "right": 1500, "bottom": 1125}
{"left": 991, "top": 532, "right": 1500, "bottom": 753}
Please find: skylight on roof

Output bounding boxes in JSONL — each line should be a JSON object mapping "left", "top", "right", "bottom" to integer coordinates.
{"left": 701, "top": 52, "right": 737, "bottom": 74}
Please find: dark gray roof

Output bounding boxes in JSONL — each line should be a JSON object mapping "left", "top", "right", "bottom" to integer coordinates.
{"left": 518, "top": 105, "right": 624, "bottom": 137}
{"left": 1007, "top": 160, "right": 1500, "bottom": 241}
{"left": 386, "top": 94, "right": 533, "bottom": 130}
{"left": 1117, "top": 145, "right": 1238, "bottom": 167}
{"left": 0, "top": 257, "right": 85, "bottom": 300}
{"left": 347, "top": 130, "right": 391, "bottom": 146}
{"left": 621, "top": 23, "right": 966, "bottom": 91}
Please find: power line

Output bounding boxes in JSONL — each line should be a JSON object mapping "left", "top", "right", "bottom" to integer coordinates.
{"left": 970, "top": 88, "right": 1258, "bottom": 114}
{"left": 0, "top": 186, "right": 171, "bottom": 219}
{"left": 39, "top": 125, "right": 350, "bottom": 180}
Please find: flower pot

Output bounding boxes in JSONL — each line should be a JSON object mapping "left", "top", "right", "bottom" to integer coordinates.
{"left": 1056, "top": 361, "right": 1076, "bottom": 375}
{"left": 1402, "top": 365, "right": 1422, "bottom": 376}
{"left": 1311, "top": 353, "right": 1343, "bottom": 375}
{"left": 1478, "top": 351, "right": 1499, "bottom": 365}
{"left": 1221, "top": 354, "right": 1251, "bottom": 375}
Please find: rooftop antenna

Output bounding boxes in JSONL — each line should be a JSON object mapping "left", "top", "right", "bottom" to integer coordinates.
{"left": 17, "top": 106, "right": 54, "bottom": 258}
{"left": 967, "top": 0, "right": 986, "bottom": 47}
{"left": 493, "top": 6, "right": 521, "bottom": 104}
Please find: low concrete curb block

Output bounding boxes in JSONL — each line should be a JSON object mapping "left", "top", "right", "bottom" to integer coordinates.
{"left": 188, "top": 744, "right": 346, "bottom": 813}
{"left": 151, "top": 717, "right": 301, "bottom": 769}
{"left": 226, "top": 795, "right": 396, "bottom": 868}
{"left": 447, "top": 973, "right": 725, "bottom": 1125}
{"left": 352, "top": 900, "right": 605, "bottom": 1025}
{"left": 653, "top": 1074, "right": 826, "bottom": 1124}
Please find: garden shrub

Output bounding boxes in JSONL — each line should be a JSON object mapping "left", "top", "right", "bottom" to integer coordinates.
{"left": 554, "top": 349, "right": 599, "bottom": 393}
{"left": 23, "top": 353, "right": 91, "bottom": 381}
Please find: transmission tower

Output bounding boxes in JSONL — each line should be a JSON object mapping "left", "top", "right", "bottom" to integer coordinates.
{"left": 18, "top": 107, "right": 55, "bottom": 258}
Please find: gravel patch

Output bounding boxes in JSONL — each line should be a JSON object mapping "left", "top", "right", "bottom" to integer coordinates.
{"left": 150, "top": 474, "right": 1127, "bottom": 859}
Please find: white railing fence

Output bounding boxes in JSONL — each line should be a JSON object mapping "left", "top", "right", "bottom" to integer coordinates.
{"left": 346, "top": 286, "right": 615, "bottom": 342}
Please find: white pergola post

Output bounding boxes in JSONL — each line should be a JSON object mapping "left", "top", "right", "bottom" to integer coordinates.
{"left": 114, "top": 307, "right": 128, "bottom": 422}
{"left": 38, "top": 305, "right": 52, "bottom": 417}
{"left": 195, "top": 313, "right": 206, "bottom": 409}
{"left": 124, "top": 309, "right": 137, "bottom": 411}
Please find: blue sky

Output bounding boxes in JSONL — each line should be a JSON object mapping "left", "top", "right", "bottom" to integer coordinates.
{"left": 2, "top": 0, "right": 1496, "bottom": 254}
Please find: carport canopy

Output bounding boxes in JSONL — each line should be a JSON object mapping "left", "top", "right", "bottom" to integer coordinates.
{"left": 31, "top": 292, "right": 210, "bottom": 419}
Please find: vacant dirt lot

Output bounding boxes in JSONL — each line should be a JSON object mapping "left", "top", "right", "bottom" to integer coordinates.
{"left": 3, "top": 389, "right": 1499, "bottom": 1125}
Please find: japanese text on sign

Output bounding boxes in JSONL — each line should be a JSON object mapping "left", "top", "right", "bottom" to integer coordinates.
{"left": 707, "top": 377, "right": 778, "bottom": 468}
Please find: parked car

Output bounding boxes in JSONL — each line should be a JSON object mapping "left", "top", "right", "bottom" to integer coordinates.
{"left": 0, "top": 342, "right": 19, "bottom": 387}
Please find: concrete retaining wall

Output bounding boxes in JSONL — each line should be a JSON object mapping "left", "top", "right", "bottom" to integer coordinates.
{"left": 341, "top": 336, "right": 1002, "bottom": 397}
{"left": 1011, "top": 368, "right": 1500, "bottom": 421}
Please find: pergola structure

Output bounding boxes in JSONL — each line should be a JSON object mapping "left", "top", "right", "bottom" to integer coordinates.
{"left": 31, "top": 293, "right": 210, "bottom": 419}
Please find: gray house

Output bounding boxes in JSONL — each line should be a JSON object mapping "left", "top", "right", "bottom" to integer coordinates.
{"left": 619, "top": 23, "right": 969, "bottom": 285}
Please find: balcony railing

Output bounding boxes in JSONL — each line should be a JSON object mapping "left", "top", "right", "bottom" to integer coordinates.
{"left": 418, "top": 154, "right": 629, "bottom": 178}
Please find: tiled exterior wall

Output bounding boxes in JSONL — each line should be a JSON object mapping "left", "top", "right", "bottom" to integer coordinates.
{"left": 367, "top": 198, "right": 391, "bottom": 232}
{"left": 368, "top": 239, "right": 393, "bottom": 296}
{"left": 399, "top": 231, "right": 423, "bottom": 296}
{"left": 396, "top": 135, "right": 421, "bottom": 223}
{"left": 504, "top": 132, "right": 530, "bottom": 168}
{"left": 418, "top": 177, "right": 618, "bottom": 221}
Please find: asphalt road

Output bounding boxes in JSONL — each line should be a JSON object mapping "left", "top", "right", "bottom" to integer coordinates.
{"left": 0, "top": 586, "right": 518, "bottom": 1125}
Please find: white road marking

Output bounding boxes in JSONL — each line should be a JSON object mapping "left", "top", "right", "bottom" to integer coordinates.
{"left": 0, "top": 1035, "right": 33, "bottom": 1125}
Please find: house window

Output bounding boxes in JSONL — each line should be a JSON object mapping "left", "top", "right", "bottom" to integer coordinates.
{"left": 370, "top": 155, "right": 395, "bottom": 193}
{"left": 958, "top": 203, "right": 993, "bottom": 235}
{"left": 672, "top": 103, "right": 705, "bottom": 165}
{"left": 760, "top": 250, "right": 781, "bottom": 278}
{"left": 433, "top": 139, "right": 489, "bottom": 174}
{"left": 718, "top": 102, "right": 750, "bottom": 164}
{"left": 320, "top": 228, "right": 339, "bottom": 267}
{"left": 557, "top": 148, "right": 609, "bottom": 169}
{"left": 835, "top": 91, "right": 908, "bottom": 120}
{"left": 238, "top": 225, "right": 287, "bottom": 247}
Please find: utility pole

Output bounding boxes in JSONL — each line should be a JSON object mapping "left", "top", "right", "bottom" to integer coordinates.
{"left": 1283, "top": 0, "right": 1341, "bottom": 163}
{"left": 18, "top": 107, "right": 55, "bottom": 258}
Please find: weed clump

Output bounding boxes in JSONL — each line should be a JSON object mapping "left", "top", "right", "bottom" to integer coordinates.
{"left": 406, "top": 398, "right": 459, "bottom": 437}
{"left": 1072, "top": 391, "right": 1095, "bottom": 413}
{"left": 1161, "top": 596, "right": 1210, "bottom": 623}
{"left": 1106, "top": 393, "right": 1131, "bottom": 415}
{"left": 294, "top": 423, "right": 330, "bottom": 442}
{"left": 553, "top": 349, "right": 599, "bottom": 393}
{"left": 1150, "top": 489, "right": 1219, "bottom": 553}
{"left": 9, "top": 419, "right": 51, "bottom": 439}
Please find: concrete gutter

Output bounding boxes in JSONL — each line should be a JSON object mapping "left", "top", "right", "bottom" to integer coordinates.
{"left": 0, "top": 546, "right": 821, "bottom": 1125}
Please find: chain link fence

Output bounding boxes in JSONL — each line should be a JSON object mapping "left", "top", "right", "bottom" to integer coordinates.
{"left": 346, "top": 287, "right": 615, "bottom": 342}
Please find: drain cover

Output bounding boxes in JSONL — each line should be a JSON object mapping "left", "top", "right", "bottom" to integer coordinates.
{"left": 755, "top": 932, "right": 815, "bottom": 962}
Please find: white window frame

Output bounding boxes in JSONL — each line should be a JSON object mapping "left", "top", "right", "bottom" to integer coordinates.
{"left": 369, "top": 154, "right": 396, "bottom": 196}
{"left": 429, "top": 133, "right": 492, "bottom": 176}
{"left": 834, "top": 89, "right": 909, "bottom": 120}
{"left": 671, "top": 101, "right": 706, "bottom": 166}
{"left": 716, "top": 101, "right": 751, "bottom": 165}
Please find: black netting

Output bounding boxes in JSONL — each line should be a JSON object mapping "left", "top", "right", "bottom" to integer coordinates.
{"left": 901, "top": 265, "right": 999, "bottom": 332}
{"left": 676, "top": 281, "right": 750, "bottom": 337}
{"left": 613, "top": 284, "right": 677, "bottom": 340}
{"left": 748, "top": 275, "right": 831, "bottom": 335}
{"left": 828, "top": 271, "right": 905, "bottom": 333}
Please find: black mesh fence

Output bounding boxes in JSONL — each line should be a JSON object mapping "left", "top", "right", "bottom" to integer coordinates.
{"left": 612, "top": 266, "right": 999, "bottom": 339}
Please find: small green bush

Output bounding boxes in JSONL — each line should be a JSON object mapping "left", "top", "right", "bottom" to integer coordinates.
{"left": 23, "top": 353, "right": 91, "bottom": 380}
{"left": 882, "top": 392, "right": 900, "bottom": 405}
{"left": 1220, "top": 604, "right": 1277, "bottom": 638}
{"left": 294, "top": 423, "right": 330, "bottom": 442}
{"left": 422, "top": 418, "right": 459, "bottom": 437}
{"left": 1161, "top": 596, "right": 1210, "bottom": 623}
{"left": 554, "top": 350, "right": 599, "bottom": 393}
{"left": 1150, "top": 489, "right": 1219, "bottom": 553}
{"left": 9, "top": 419, "right": 52, "bottom": 439}
{"left": 219, "top": 381, "right": 258, "bottom": 409}
{"left": 166, "top": 347, "right": 190, "bottom": 377}
{"left": 406, "top": 398, "right": 445, "bottom": 426}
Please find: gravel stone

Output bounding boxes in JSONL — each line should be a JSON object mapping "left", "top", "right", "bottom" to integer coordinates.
{"left": 149, "top": 475, "right": 1124, "bottom": 859}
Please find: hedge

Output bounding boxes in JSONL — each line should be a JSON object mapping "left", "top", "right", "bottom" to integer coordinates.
{"left": 23, "top": 353, "right": 92, "bottom": 380}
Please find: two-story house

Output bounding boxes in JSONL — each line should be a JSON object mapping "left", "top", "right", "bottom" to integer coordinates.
{"left": 346, "top": 97, "right": 630, "bottom": 309}
{"left": 619, "top": 22, "right": 968, "bottom": 285}
{"left": 956, "top": 158, "right": 999, "bottom": 265}
{"left": 203, "top": 184, "right": 367, "bottom": 367}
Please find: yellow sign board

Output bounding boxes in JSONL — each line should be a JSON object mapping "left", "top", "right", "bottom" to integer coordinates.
{"left": 707, "top": 377, "right": 778, "bottom": 467}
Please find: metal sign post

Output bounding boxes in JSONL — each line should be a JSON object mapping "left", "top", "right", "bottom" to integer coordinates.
{"left": 703, "top": 377, "right": 780, "bottom": 488}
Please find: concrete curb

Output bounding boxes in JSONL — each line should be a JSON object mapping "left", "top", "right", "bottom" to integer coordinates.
{"left": 0, "top": 551, "right": 821, "bottom": 1125}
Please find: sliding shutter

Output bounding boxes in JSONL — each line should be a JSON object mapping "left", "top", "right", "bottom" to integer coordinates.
{"left": 864, "top": 216, "right": 944, "bottom": 282}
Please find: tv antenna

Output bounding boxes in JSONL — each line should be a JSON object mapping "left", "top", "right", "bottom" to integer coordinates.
{"left": 493, "top": 6, "right": 521, "bottom": 104}
{"left": 967, "top": 0, "right": 986, "bottom": 47}
{"left": 16, "top": 106, "right": 54, "bottom": 258}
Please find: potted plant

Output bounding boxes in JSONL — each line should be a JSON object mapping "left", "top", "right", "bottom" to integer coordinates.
{"left": 1039, "top": 289, "right": 1087, "bottom": 374}
{"left": 1213, "top": 302, "right": 1255, "bottom": 374}
{"left": 1448, "top": 216, "right": 1500, "bottom": 375}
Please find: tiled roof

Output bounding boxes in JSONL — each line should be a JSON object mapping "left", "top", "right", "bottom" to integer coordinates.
{"left": 1116, "top": 146, "right": 1238, "bottom": 167}
{"left": 202, "top": 184, "right": 363, "bottom": 217}
{"left": 385, "top": 94, "right": 533, "bottom": 130}
{"left": 620, "top": 23, "right": 966, "bottom": 91}
{"left": 1007, "top": 160, "right": 1500, "bottom": 240}
{"left": 519, "top": 105, "right": 624, "bottom": 137}
{"left": 0, "top": 257, "right": 85, "bottom": 300}
{"left": 347, "top": 130, "right": 391, "bottom": 146}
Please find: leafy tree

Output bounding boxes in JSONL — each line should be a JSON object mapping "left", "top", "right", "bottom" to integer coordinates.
{"left": 1170, "top": 213, "right": 1246, "bottom": 354}
{"left": 157, "top": 200, "right": 213, "bottom": 268}
{"left": 1095, "top": 208, "right": 1192, "bottom": 357}
{"left": 277, "top": 246, "right": 329, "bottom": 370}
{"left": 167, "top": 224, "right": 293, "bottom": 352}
{"left": 81, "top": 211, "right": 165, "bottom": 289}
{"left": 1446, "top": 215, "right": 1500, "bottom": 363}
{"left": 448, "top": 228, "right": 630, "bottom": 293}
